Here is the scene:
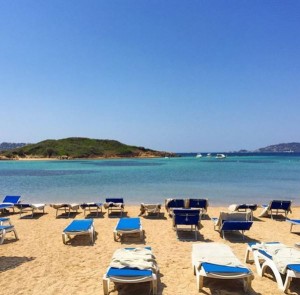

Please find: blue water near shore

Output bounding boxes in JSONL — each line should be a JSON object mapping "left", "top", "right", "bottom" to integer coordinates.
{"left": 0, "top": 153, "right": 300, "bottom": 205}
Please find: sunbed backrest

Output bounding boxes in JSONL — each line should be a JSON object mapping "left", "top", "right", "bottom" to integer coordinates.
{"left": 3, "top": 196, "right": 21, "bottom": 204}
{"left": 106, "top": 198, "right": 124, "bottom": 203}
{"left": 270, "top": 200, "right": 291, "bottom": 210}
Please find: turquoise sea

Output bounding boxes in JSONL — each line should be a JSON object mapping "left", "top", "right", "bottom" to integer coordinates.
{"left": 0, "top": 153, "right": 299, "bottom": 206}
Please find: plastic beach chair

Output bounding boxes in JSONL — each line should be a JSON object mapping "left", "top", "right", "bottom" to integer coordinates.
{"left": 212, "top": 211, "right": 253, "bottom": 240}
{"left": 245, "top": 242, "right": 300, "bottom": 292}
{"left": 260, "top": 200, "right": 292, "bottom": 219}
{"left": 188, "top": 198, "right": 209, "bottom": 217}
{"left": 50, "top": 203, "right": 80, "bottom": 217}
{"left": 173, "top": 209, "right": 200, "bottom": 240}
{"left": 62, "top": 219, "right": 95, "bottom": 245}
{"left": 80, "top": 203, "right": 103, "bottom": 217}
{"left": 0, "top": 195, "right": 21, "bottom": 213}
{"left": 104, "top": 198, "right": 124, "bottom": 216}
{"left": 103, "top": 247, "right": 158, "bottom": 295}
{"left": 192, "top": 243, "right": 253, "bottom": 292}
{"left": 113, "top": 217, "right": 143, "bottom": 241}
{"left": 165, "top": 199, "right": 186, "bottom": 216}
{"left": 15, "top": 203, "right": 45, "bottom": 218}
{"left": 0, "top": 224, "right": 18, "bottom": 244}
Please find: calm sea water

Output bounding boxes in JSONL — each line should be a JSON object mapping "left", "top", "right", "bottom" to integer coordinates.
{"left": 0, "top": 153, "right": 299, "bottom": 206}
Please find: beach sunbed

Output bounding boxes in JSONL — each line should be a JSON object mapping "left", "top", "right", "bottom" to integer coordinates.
{"left": 50, "top": 203, "right": 80, "bottom": 217}
{"left": 187, "top": 198, "right": 208, "bottom": 217}
{"left": 140, "top": 203, "right": 161, "bottom": 217}
{"left": 80, "top": 203, "right": 102, "bottom": 217}
{"left": 245, "top": 242, "right": 300, "bottom": 292}
{"left": 212, "top": 211, "right": 253, "bottom": 240}
{"left": 114, "top": 217, "right": 143, "bottom": 241}
{"left": 0, "top": 223, "right": 18, "bottom": 244}
{"left": 173, "top": 209, "right": 200, "bottom": 240}
{"left": 286, "top": 219, "right": 300, "bottom": 233}
{"left": 0, "top": 217, "right": 11, "bottom": 225}
{"left": 192, "top": 243, "right": 253, "bottom": 292}
{"left": 0, "top": 195, "right": 21, "bottom": 213}
{"left": 104, "top": 198, "right": 124, "bottom": 216}
{"left": 165, "top": 198, "right": 186, "bottom": 216}
{"left": 62, "top": 219, "right": 95, "bottom": 245}
{"left": 103, "top": 247, "right": 158, "bottom": 295}
{"left": 228, "top": 204, "right": 257, "bottom": 220}
{"left": 259, "top": 200, "right": 292, "bottom": 219}
{"left": 15, "top": 203, "right": 45, "bottom": 218}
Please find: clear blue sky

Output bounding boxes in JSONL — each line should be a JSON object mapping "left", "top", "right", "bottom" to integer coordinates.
{"left": 1, "top": 1, "right": 299, "bottom": 152}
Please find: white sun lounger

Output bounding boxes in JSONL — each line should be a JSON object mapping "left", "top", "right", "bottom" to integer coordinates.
{"left": 0, "top": 224, "right": 19, "bottom": 244}
{"left": 50, "top": 203, "right": 80, "bottom": 217}
{"left": 192, "top": 243, "right": 253, "bottom": 292}
{"left": 15, "top": 203, "right": 45, "bottom": 218}
{"left": 103, "top": 247, "right": 158, "bottom": 295}
{"left": 245, "top": 242, "right": 300, "bottom": 292}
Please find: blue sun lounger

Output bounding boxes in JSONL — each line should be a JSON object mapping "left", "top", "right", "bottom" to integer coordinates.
{"left": 62, "top": 219, "right": 95, "bottom": 245}
{"left": 114, "top": 217, "right": 143, "bottom": 241}
{"left": 188, "top": 199, "right": 209, "bottom": 217}
{"left": 0, "top": 195, "right": 21, "bottom": 213}
{"left": 104, "top": 198, "right": 124, "bottom": 216}
{"left": 103, "top": 247, "right": 158, "bottom": 295}
{"left": 165, "top": 199, "right": 186, "bottom": 216}
{"left": 173, "top": 209, "right": 200, "bottom": 240}
{"left": 0, "top": 217, "right": 11, "bottom": 225}
{"left": 0, "top": 224, "right": 18, "bottom": 244}
{"left": 259, "top": 200, "right": 292, "bottom": 219}
{"left": 286, "top": 219, "right": 300, "bottom": 233}
{"left": 213, "top": 211, "right": 253, "bottom": 239}
{"left": 192, "top": 243, "right": 253, "bottom": 292}
{"left": 245, "top": 242, "right": 300, "bottom": 292}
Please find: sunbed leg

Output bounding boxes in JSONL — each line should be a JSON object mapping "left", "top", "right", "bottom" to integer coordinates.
{"left": 244, "top": 247, "right": 252, "bottom": 263}
{"left": 0, "top": 229, "right": 6, "bottom": 244}
{"left": 282, "top": 276, "right": 292, "bottom": 293}
{"left": 13, "top": 228, "right": 19, "bottom": 240}
{"left": 152, "top": 276, "right": 158, "bottom": 295}
{"left": 290, "top": 223, "right": 293, "bottom": 232}
{"left": 103, "top": 277, "right": 110, "bottom": 295}
{"left": 62, "top": 233, "right": 66, "bottom": 244}
{"left": 197, "top": 274, "right": 204, "bottom": 291}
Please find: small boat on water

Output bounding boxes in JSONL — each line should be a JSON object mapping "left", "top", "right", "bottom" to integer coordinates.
{"left": 216, "top": 154, "right": 226, "bottom": 159}
{"left": 206, "top": 153, "right": 211, "bottom": 157}
{"left": 196, "top": 154, "right": 202, "bottom": 158}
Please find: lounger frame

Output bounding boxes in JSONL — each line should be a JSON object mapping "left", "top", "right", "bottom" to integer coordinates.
{"left": 0, "top": 225, "right": 19, "bottom": 244}
{"left": 113, "top": 220, "right": 143, "bottom": 242}
{"left": 81, "top": 203, "right": 102, "bottom": 217}
{"left": 103, "top": 271, "right": 157, "bottom": 295}
{"left": 245, "top": 243, "right": 300, "bottom": 292}
{"left": 106, "top": 198, "right": 124, "bottom": 216}
{"left": 16, "top": 204, "right": 45, "bottom": 218}
{"left": 62, "top": 220, "right": 95, "bottom": 245}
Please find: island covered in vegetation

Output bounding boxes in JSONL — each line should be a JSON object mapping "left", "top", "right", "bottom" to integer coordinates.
{"left": 0, "top": 137, "right": 176, "bottom": 160}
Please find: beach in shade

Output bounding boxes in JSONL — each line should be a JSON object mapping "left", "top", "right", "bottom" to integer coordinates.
{"left": 1, "top": 205, "right": 300, "bottom": 295}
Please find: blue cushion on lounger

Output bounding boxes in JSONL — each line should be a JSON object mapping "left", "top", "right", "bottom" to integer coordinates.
{"left": 247, "top": 242, "right": 280, "bottom": 248}
{"left": 63, "top": 219, "right": 93, "bottom": 232}
{"left": 116, "top": 218, "right": 140, "bottom": 230}
{"left": 0, "top": 204, "right": 13, "bottom": 209}
{"left": 258, "top": 249, "right": 272, "bottom": 260}
{"left": 3, "top": 196, "right": 21, "bottom": 204}
{"left": 0, "top": 225, "right": 14, "bottom": 231}
{"left": 288, "top": 264, "right": 300, "bottom": 272}
{"left": 201, "top": 262, "right": 250, "bottom": 274}
{"left": 107, "top": 267, "right": 152, "bottom": 277}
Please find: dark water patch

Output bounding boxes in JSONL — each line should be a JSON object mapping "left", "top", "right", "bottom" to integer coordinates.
{"left": 82, "top": 160, "right": 164, "bottom": 167}
{"left": 0, "top": 169, "right": 98, "bottom": 177}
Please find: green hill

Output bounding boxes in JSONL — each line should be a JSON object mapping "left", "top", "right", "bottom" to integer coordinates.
{"left": 0, "top": 137, "right": 175, "bottom": 159}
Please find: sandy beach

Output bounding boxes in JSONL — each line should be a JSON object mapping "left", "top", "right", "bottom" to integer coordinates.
{"left": 1, "top": 205, "right": 299, "bottom": 295}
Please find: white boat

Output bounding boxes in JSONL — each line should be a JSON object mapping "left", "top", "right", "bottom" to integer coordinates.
{"left": 196, "top": 154, "right": 202, "bottom": 158}
{"left": 216, "top": 154, "right": 226, "bottom": 159}
{"left": 206, "top": 153, "right": 211, "bottom": 157}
